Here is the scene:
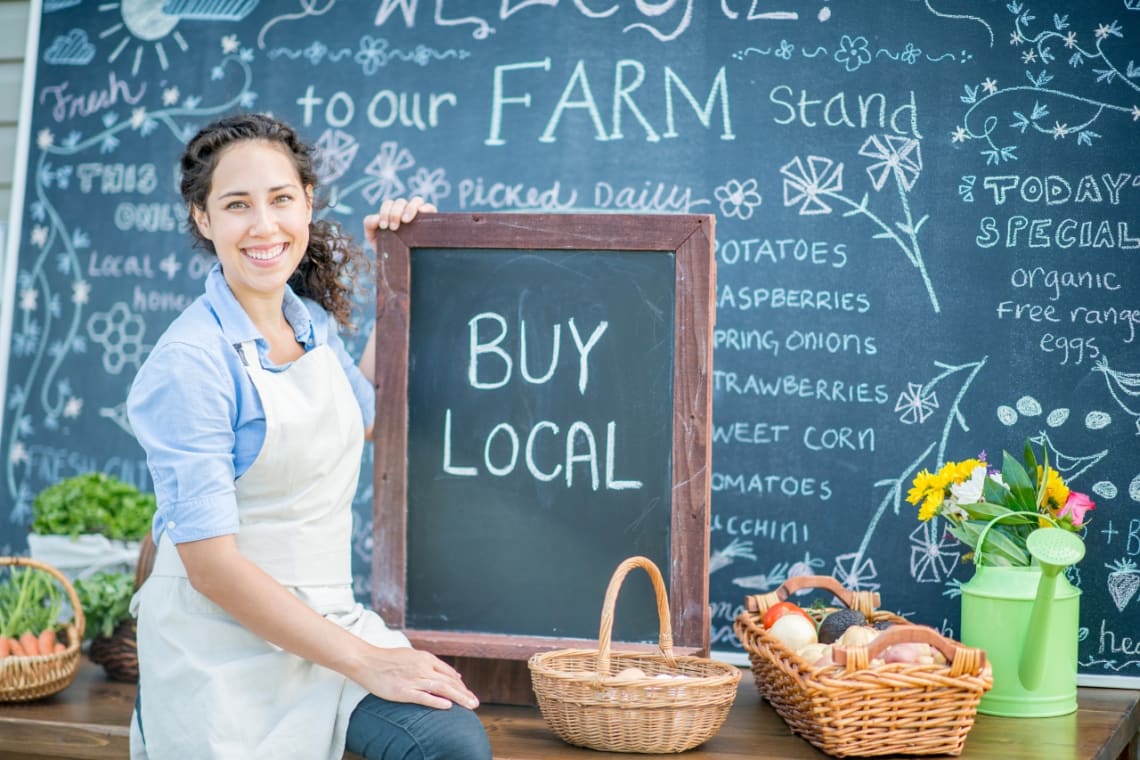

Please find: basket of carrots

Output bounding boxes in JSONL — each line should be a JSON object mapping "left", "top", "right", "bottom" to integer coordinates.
{"left": 0, "top": 556, "right": 84, "bottom": 701}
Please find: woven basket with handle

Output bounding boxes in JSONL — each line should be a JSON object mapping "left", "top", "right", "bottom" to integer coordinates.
{"left": 0, "top": 556, "right": 85, "bottom": 702}
{"left": 735, "top": 575, "right": 992, "bottom": 757}
{"left": 528, "top": 556, "right": 741, "bottom": 754}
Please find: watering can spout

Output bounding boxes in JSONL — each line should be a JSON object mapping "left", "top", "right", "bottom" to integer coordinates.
{"left": 1017, "top": 528, "right": 1086, "bottom": 692}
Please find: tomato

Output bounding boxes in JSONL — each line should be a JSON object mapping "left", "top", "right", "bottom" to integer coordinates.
{"left": 762, "top": 601, "right": 815, "bottom": 630}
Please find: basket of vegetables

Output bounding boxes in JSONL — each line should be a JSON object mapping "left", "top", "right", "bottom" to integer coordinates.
{"left": 735, "top": 575, "right": 992, "bottom": 757}
{"left": 0, "top": 556, "right": 84, "bottom": 702}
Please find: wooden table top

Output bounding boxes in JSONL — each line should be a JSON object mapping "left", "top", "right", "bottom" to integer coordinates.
{"left": 1, "top": 658, "right": 1138, "bottom": 760}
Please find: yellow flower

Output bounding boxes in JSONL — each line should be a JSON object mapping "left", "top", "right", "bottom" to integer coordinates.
{"left": 1038, "top": 465, "right": 1070, "bottom": 509}
{"left": 954, "top": 459, "right": 984, "bottom": 482}
{"left": 906, "top": 469, "right": 935, "bottom": 505}
{"left": 919, "top": 492, "right": 943, "bottom": 521}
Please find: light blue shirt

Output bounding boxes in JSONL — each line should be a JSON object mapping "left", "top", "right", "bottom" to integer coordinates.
{"left": 127, "top": 263, "right": 374, "bottom": 545}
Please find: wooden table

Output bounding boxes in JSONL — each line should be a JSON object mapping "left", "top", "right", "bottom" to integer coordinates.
{"left": 1, "top": 659, "right": 1137, "bottom": 759}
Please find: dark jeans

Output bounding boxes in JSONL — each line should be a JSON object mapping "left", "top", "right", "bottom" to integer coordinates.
{"left": 136, "top": 692, "right": 492, "bottom": 759}
{"left": 345, "top": 695, "right": 492, "bottom": 760}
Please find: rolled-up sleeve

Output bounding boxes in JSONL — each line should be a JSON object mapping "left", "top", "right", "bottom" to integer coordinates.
{"left": 127, "top": 341, "right": 241, "bottom": 544}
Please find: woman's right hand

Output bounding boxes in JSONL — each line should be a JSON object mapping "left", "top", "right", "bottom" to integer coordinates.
{"left": 356, "top": 646, "right": 479, "bottom": 711}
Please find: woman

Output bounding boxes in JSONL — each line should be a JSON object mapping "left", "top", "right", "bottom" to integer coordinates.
{"left": 126, "top": 113, "right": 491, "bottom": 759}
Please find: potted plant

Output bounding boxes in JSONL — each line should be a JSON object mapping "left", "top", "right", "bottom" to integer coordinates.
{"left": 73, "top": 570, "right": 139, "bottom": 682}
{"left": 29, "top": 472, "right": 156, "bottom": 581}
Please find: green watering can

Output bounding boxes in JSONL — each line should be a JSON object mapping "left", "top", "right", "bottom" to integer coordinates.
{"left": 959, "top": 514, "right": 1085, "bottom": 718}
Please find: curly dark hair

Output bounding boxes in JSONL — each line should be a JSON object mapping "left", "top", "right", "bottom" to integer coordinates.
{"left": 179, "top": 112, "right": 370, "bottom": 331}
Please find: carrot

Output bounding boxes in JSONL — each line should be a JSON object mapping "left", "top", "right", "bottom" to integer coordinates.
{"left": 19, "top": 631, "right": 40, "bottom": 657}
{"left": 38, "top": 628, "right": 57, "bottom": 655}
{"left": 53, "top": 643, "right": 66, "bottom": 654}
{"left": 0, "top": 638, "right": 9, "bottom": 658}
{"left": 8, "top": 637, "right": 25, "bottom": 657}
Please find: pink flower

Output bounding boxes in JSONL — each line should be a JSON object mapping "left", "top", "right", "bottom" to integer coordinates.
{"left": 1059, "top": 491, "right": 1095, "bottom": 527}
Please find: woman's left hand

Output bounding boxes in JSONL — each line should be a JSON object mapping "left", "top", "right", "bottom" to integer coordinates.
{"left": 364, "top": 195, "right": 437, "bottom": 250}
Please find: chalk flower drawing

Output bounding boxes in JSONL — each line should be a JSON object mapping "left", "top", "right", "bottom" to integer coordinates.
{"left": 361, "top": 142, "right": 413, "bottom": 206}
{"left": 909, "top": 521, "right": 961, "bottom": 583}
{"left": 834, "top": 35, "right": 872, "bottom": 72}
{"left": 832, "top": 552, "right": 879, "bottom": 592}
{"left": 860, "top": 135, "right": 922, "bottom": 192}
{"left": 714, "top": 178, "right": 762, "bottom": 220}
{"left": 781, "top": 139, "right": 938, "bottom": 312}
{"left": 313, "top": 129, "right": 359, "bottom": 186}
{"left": 957, "top": 4, "right": 1139, "bottom": 162}
{"left": 895, "top": 382, "right": 939, "bottom": 425}
{"left": 780, "top": 156, "right": 841, "bottom": 215}
{"left": 406, "top": 167, "right": 452, "bottom": 205}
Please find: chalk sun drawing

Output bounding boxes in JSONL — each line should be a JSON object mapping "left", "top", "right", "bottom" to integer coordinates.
{"left": 98, "top": 1, "right": 191, "bottom": 76}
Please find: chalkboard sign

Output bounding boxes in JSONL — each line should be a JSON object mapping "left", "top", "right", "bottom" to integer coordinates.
{"left": 372, "top": 213, "right": 714, "bottom": 661}
{"left": 1, "top": 1, "right": 1138, "bottom": 687}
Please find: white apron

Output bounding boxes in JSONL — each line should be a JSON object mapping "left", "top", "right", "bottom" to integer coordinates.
{"left": 130, "top": 340, "right": 409, "bottom": 760}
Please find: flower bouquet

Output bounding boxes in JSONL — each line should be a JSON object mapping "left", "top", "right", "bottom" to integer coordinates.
{"left": 907, "top": 438, "right": 1094, "bottom": 717}
{"left": 906, "top": 439, "right": 1094, "bottom": 566}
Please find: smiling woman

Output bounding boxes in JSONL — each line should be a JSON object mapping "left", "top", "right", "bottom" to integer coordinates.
{"left": 123, "top": 113, "right": 489, "bottom": 760}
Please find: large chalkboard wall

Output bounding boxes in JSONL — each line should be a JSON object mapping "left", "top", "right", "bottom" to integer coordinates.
{"left": 1, "top": 1, "right": 1137, "bottom": 684}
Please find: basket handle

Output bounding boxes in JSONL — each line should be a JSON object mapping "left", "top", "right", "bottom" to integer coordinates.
{"left": 0, "top": 556, "right": 86, "bottom": 641}
{"left": 832, "top": 624, "right": 988, "bottom": 676}
{"left": 746, "top": 575, "right": 881, "bottom": 617}
{"left": 595, "top": 556, "right": 676, "bottom": 677}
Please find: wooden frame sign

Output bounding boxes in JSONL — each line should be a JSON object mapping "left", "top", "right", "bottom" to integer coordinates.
{"left": 372, "top": 213, "right": 715, "bottom": 666}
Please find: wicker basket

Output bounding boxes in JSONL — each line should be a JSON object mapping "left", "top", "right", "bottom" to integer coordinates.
{"left": 528, "top": 556, "right": 741, "bottom": 753}
{"left": 85, "top": 529, "right": 154, "bottom": 684}
{"left": 0, "top": 557, "right": 85, "bottom": 702}
{"left": 735, "top": 575, "right": 992, "bottom": 757}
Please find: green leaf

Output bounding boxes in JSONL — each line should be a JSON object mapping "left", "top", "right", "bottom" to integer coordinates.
{"left": 959, "top": 501, "right": 1014, "bottom": 521}
{"left": 0, "top": 567, "right": 65, "bottom": 638}
{"left": 1021, "top": 440, "right": 1039, "bottom": 477}
{"left": 1001, "top": 451, "right": 1037, "bottom": 511}
{"left": 982, "top": 476, "right": 1010, "bottom": 506}
{"left": 950, "top": 519, "right": 1031, "bottom": 566}
{"left": 32, "top": 472, "right": 156, "bottom": 540}
{"left": 74, "top": 572, "right": 136, "bottom": 640}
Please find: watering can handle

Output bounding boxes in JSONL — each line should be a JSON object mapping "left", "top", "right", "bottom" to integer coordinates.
{"left": 745, "top": 575, "right": 881, "bottom": 617}
{"left": 974, "top": 511, "right": 1060, "bottom": 566}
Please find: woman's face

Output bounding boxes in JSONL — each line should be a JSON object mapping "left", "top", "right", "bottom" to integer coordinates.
{"left": 192, "top": 139, "right": 312, "bottom": 310}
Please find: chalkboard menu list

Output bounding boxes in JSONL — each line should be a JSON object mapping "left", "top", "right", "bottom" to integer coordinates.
{"left": 1, "top": 1, "right": 1137, "bottom": 683}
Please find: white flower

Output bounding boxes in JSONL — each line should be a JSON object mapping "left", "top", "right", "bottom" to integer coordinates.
{"left": 949, "top": 465, "right": 1003, "bottom": 505}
